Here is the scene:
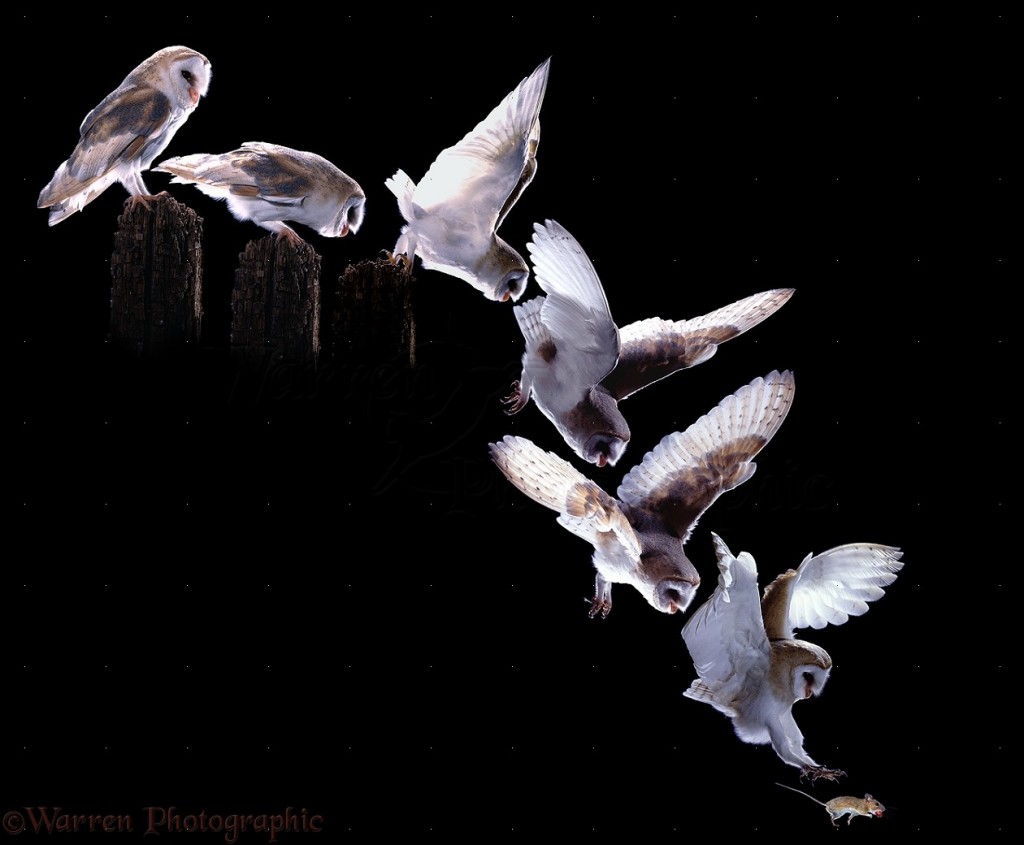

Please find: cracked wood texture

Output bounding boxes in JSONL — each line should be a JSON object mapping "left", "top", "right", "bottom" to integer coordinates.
{"left": 331, "top": 259, "right": 417, "bottom": 367}
{"left": 231, "top": 236, "right": 321, "bottom": 363}
{"left": 109, "top": 195, "right": 203, "bottom": 355}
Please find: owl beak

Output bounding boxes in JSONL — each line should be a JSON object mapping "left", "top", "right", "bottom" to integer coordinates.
{"left": 189, "top": 88, "right": 200, "bottom": 106}
{"left": 339, "top": 221, "right": 350, "bottom": 237}
{"left": 595, "top": 453, "right": 608, "bottom": 468}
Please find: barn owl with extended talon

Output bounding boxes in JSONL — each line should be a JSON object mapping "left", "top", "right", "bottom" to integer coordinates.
{"left": 489, "top": 370, "right": 795, "bottom": 618}
{"left": 504, "top": 219, "right": 794, "bottom": 467}
{"left": 681, "top": 532, "right": 904, "bottom": 780}
{"left": 38, "top": 46, "right": 211, "bottom": 226}
{"left": 384, "top": 57, "right": 550, "bottom": 302}
{"left": 155, "top": 142, "right": 366, "bottom": 245}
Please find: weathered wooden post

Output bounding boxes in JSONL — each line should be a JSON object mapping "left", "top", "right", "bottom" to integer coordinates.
{"left": 231, "top": 236, "right": 321, "bottom": 363}
{"left": 109, "top": 195, "right": 203, "bottom": 354}
{"left": 330, "top": 258, "right": 417, "bottom": 367}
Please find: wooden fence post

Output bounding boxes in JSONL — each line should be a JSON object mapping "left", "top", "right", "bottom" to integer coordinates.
{"left": 330, "top": 259, "right": 417, "bottom": 367}
{"left": 109, "top": 195, "right": 203, "bottom": 354}
{"left": 231, "top": 236, "right": 321, "bottom": 363}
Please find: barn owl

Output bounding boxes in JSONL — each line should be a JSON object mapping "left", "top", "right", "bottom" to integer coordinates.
{"left": 38, "top": 46, "right": 211, "bottom": 226}
{"left": 384, "top": 57, "right": 550, "bottom": 302}
{"left": 489, "top": 370, "right": 794, "bottom": 618}
{"left": 681, "top": 532, "right": 904, "bottom": 781}
{"left": 155, "top": 142, "right": 366, "bottom": 244}
{"left": 504, "top": 219, "right": 794, "bottom": 467}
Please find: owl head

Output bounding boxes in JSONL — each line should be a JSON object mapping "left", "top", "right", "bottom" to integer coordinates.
{"left": 630, "top": 552, "right": 700, "bottom": 615}
{"left": 141, "top": 47, "right": 211, "bottom": 110}
{"left": 319, "top": 192, "right": 366, "bottom": 239}
{"left": 571, "top": 389, "right": 630, "bottom": 468}
{"left": 476, "top": 238, "right": 529, "bottom": 302}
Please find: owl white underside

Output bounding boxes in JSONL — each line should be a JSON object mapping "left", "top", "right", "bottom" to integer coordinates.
{"left": 510, "top": 220, "right": 622, "bottom": 453}
{"left": 187, "top": 184, "right": 330, "bottom": 237}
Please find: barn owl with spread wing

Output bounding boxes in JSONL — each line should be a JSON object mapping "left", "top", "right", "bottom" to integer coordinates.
{"left": 384, "top": 57, "right": 550, "bottom": 302}
{"left": 38, "top": 46, "right": 211, "bottom": 226}
{"left": 155, "top": 142, "right": 365, "bottom": 245}
{"left": 489, "top": 370, "right": 794, "bottom": 618}
{"left": 504, "top": 219, "right": 794, "bottom": 467}
{"left": 681, "top": 532, "right": 904, "bottom": 781}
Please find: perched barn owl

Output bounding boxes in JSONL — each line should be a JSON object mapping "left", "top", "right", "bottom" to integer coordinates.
{"left": 384, "top": 57, "right": 550, "bottom": 302}
{"left": 504, "top": 220, "right": 794, "bottom": 467}
{"left": 489, "top": 370, "right": 794, "bottom": 618}
{"left": 155, "top": 142, "right": 366, "bottom": 244}
{"left": 38, "top": 46, "right": 211, "bottom": 226}
{"left": 681, "top": 532, "right": 904, "bottom": 781}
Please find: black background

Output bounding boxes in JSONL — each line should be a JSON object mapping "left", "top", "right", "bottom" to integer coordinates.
{"left": 8, "top": 10, "right": 1014, "bottom": 838}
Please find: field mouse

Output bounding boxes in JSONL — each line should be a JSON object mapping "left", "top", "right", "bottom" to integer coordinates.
{"left": 775, "top": 782, "right": 886, "bottom": 827}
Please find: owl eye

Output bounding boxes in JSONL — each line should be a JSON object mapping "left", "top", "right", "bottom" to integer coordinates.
{"left": 181, "top": 70, "right": 194, "bottom": 82}
{"left": 802, "top": 671, "right": 815, "bottom": 684}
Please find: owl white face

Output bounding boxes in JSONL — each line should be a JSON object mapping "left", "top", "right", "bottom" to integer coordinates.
{"left": 629, "top": 557, "right": 700, "bottom": 615}
{"left": 582, "top": 431, "right": 628, "bottom": 468}
{"left": 794, "top": 663, "right": 831, "bottom": 701}
{"left": 653, "top": 577, "right": 699, "bottom": 615}
{"left": 475, "top": 238, "right": 529, "bottom": 303}
{"left": 324, "top": 195, "right": 365, "bottom": 238}
{"left": 163, "top": 52, "right": 212, "bottom": 109}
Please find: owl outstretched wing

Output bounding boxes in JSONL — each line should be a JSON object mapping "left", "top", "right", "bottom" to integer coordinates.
{"left": 409, "top": 58, "right": 550, "bottom": 233}
{"left": 601, "top": 289, "right": 794, "bottom": 402}
{"left": 681, "top": 532, "right": 771, "bottom": 716}
{"left": 489, "top": 434, "right": 640, "bottom": 561}
{"left": 760, "top": 544, "right": 905, "bottom": 640}
{"left": 616, "top": 370, "right": 795, "bottom": 541}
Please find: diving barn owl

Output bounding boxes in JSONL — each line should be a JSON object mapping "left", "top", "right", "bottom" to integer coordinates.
{"left": 38, "top": 46, "right": 211, "bottom": 225}
{"left": 681, "top": 532, "right": 904, "bottom": 780}
{"left": 505, "top": 220, "right": 794, "bottom": 467}
{"left": 155, "top": 142, "right": 366, "bottom": 244}
{"left": 489, "top": 370, "right": 794, "bottom": 618}
{"left": 385, "top": 57, "right": 550, "bottom": 302}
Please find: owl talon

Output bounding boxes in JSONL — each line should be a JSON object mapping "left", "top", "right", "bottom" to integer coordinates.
{"left": 384, "top": 251, "right": 413, "bottom": 273}
{"left": 800, "top": 765, "right": 846, "bottom": 783}
{"left": 586, "top": 596, "right": 611, "bottom": 619}
{"left": 273, "top": 227, "right": 307, "bottom": 248}
{"left": 124, "top": 192, "right": 167, "bottom": 212}
{"left": 502, "top": 381, "right": 526, "bottom": 415}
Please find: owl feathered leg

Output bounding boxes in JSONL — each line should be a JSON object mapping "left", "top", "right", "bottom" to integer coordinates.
{"left": 587, "top": 574, "right": 612, "bottom": 619}
{"left": 385, "top": 229, "right": 417, "bottom": 274}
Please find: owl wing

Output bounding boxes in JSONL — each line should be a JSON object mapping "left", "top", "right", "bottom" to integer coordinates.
{"left": 38, "top": 83, "right": 174, "bottom": 208}
{"left": 681, "top": 533, "right": 771, "bottom": 715}
{"left": 488, "top": 435, "right": 641, "bottom": 561}
{"left": 601, "top": 289, "right": 794, "bottom": 401}
{"left": 157, "top": 143, "right": 319, "bottom": 204}
{"left": 409, "top": 57, "right": 549, "bottom": 233}
{"left": 616, "top": 370, "right": 794, "bottom": 541}
{"left": 760, "top": 544, "right": 905, "bottom": 640}
{"left": 518, "top": 219, "right": 620, "bottom": 402}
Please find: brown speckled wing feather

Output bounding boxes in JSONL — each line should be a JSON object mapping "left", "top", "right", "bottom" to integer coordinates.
{"left": 617, "top": 371, "right": 794, "bottom": 538}
{"left": 602, "top": 289, "right": 794, "bottom": 401}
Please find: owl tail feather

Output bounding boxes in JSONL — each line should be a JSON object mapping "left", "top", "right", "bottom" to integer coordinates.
{"left": 384, "top": 169, "right": 416, "bottom": 217}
